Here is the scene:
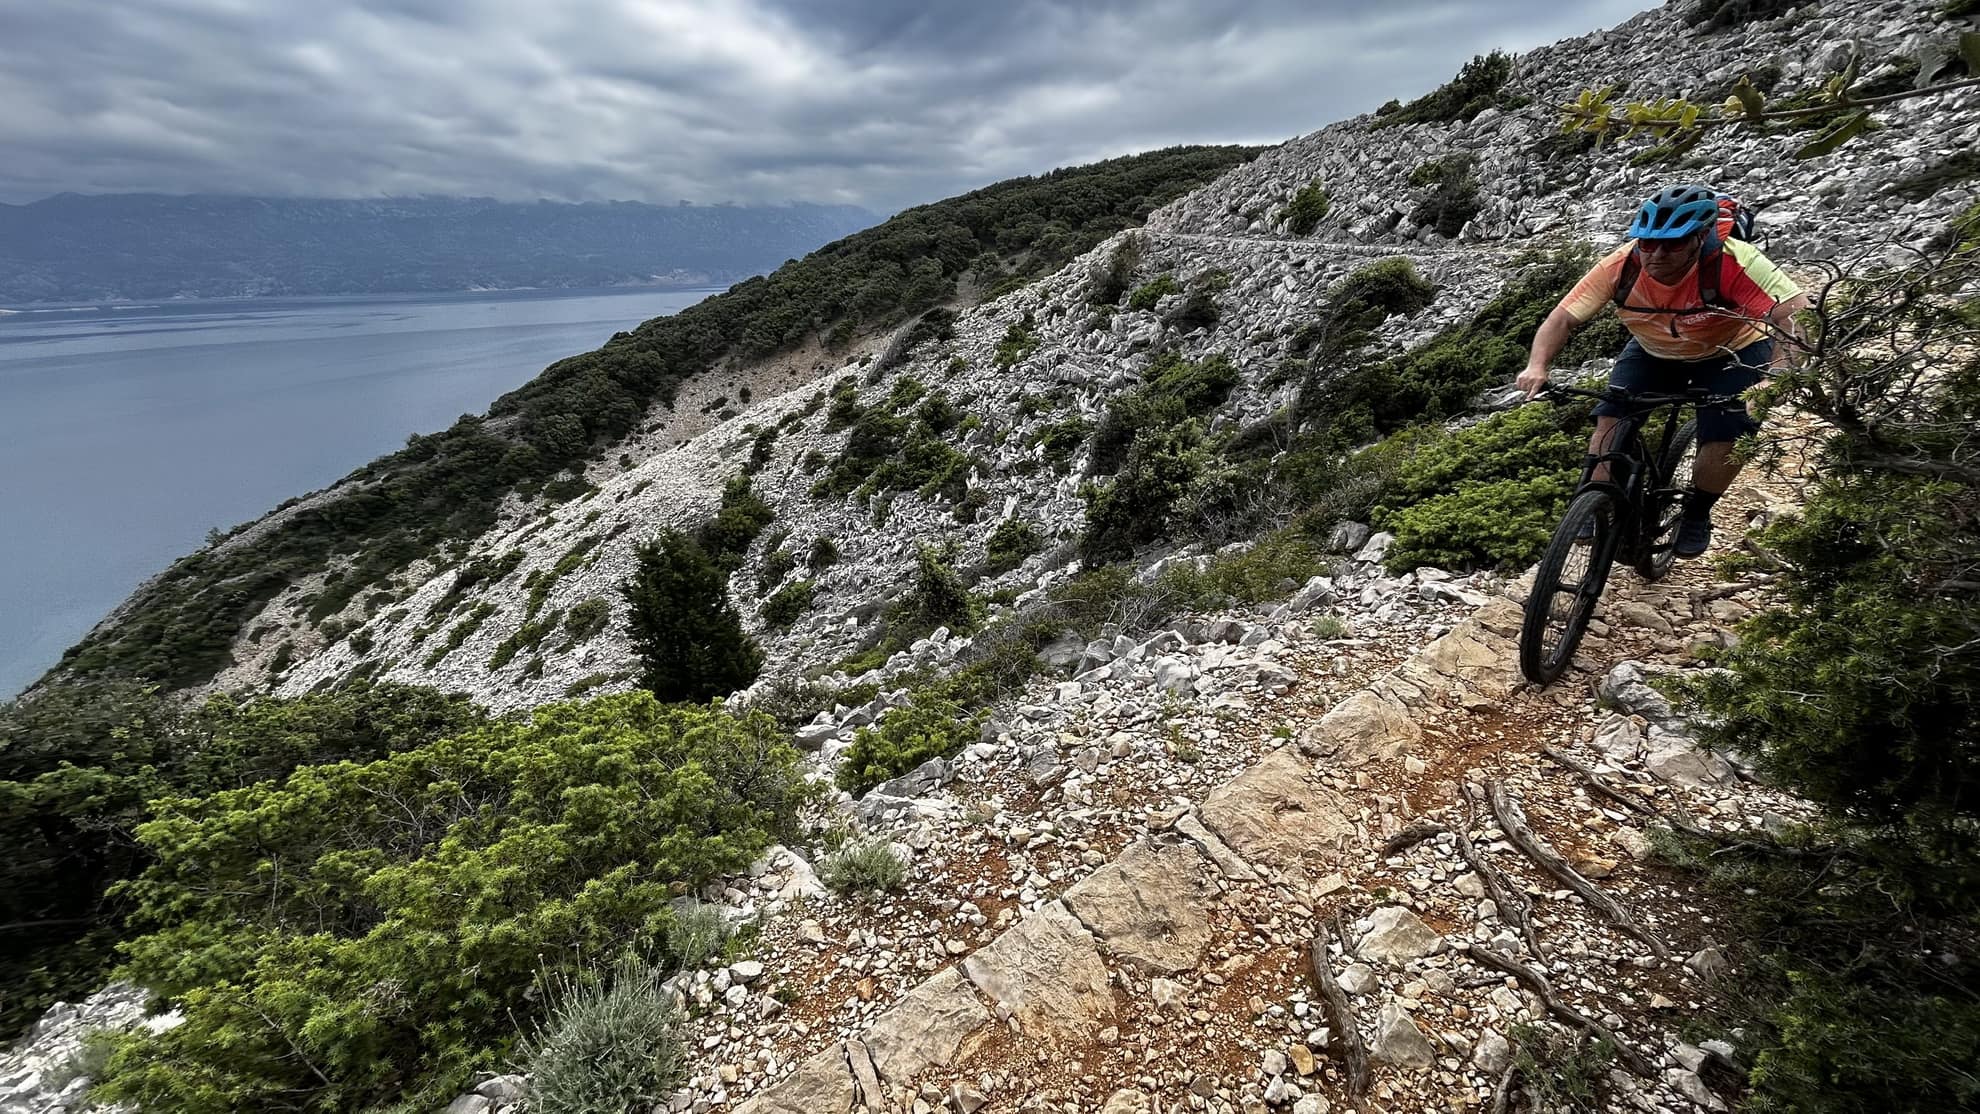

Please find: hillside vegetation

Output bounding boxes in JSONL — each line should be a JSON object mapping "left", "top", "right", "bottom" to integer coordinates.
{"left": 46, "top": 146, "right": 1259, "bottom": 693}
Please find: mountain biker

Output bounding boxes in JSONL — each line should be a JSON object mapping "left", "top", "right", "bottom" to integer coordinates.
{"left": 1515, "top": 184, "right": 1809, "bottom": 557}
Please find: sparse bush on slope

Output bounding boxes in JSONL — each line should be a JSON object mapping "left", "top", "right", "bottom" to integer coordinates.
{"left": 623, "top": 530, "right": 763, "bottom": 703}
{"left": 93, "top": 693, "right": 807, "bottom": 1112}
{"left": 1662, "top": 234, "right": 1980, "bottom": 1111}
{"left": 0, "top": 681, "right": 488, "bottom": 1040}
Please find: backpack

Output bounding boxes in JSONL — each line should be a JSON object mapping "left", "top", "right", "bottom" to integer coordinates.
{"left": 1612, "top": 195, "right": 1756, "bottom": 328}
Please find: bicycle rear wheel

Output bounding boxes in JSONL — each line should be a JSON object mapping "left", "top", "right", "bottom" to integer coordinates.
{"left": 1520, "top": 489, "right": 1621, "bottom": 685}
{"left": 1633, "top": 418, "right": 1698, "bottom": 582}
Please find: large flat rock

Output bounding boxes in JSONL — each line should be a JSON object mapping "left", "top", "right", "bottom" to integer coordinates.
{"left": 858, "top": 966, "right": 992, "bottom": 1083}
{"left": 961, "top": 900, "right": 1114, "bottom": 1042}
{"left": 1062, "top": 836, "right": 1218, "bottom": 974}
{"left": 1200, "top": 747, "right": 1358, "bottom": 875}
{"left": 1399, "top": 616, "right": 1519, "bottom": 700}
{"left": 1297, "top": 688, "right": 1422, "bottom": 765}
{"left": 730, "top": 1042, "right": 856, "bottom": 1114}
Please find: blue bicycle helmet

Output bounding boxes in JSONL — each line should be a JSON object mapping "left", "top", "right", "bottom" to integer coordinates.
{"left": 1627, "top": 183, "right": 1720, "bottom": 240}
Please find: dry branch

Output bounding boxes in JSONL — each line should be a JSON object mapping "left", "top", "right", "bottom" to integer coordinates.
{"left": 1486, "top": 781, "right": 1673, "bottom": 962}
{"left": 1455, "top": 783, "right": 1547, "bottom": 962}
{"left": 1306, "top": 917, "right": 1371, "bottom": 1106}
{"left": 1466, "top": 943, "right": 1655, "bottom": 1077}
{"left": 1540, "top": 747, "right": 1716, "bottom": 841}
{"left": 1380, "top": 820, "right": 1447, "bottom": 857}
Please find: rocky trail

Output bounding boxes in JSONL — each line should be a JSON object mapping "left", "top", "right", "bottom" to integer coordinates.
{"left": 520, "top": 437, "right": 1803, "bottom": 1114}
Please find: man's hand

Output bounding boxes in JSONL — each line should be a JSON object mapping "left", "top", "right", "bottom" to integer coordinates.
{"left": 1516, "top": 365, "right": 1551, "bottom": 399}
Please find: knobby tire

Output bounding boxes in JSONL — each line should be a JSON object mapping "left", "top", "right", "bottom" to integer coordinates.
{"left": 1520, "top": 489, "right": 1621, "bottom": 685}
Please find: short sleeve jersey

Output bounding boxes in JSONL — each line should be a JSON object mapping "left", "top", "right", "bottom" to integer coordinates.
{"left": 1556, "top": 239, "right": 1801, "bottom": 360}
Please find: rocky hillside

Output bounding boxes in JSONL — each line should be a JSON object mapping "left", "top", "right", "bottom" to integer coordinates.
{"left": 231, "top": 0, "right": 1973, "bottom": 713}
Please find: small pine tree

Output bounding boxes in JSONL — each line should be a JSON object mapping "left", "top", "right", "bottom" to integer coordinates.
{"left": 622, "top": 530, "right": 763, "bottom": 703}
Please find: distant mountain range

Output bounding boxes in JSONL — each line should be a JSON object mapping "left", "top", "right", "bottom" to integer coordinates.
{"left": 0, "top": 194, "right": 877, "bottom": 303}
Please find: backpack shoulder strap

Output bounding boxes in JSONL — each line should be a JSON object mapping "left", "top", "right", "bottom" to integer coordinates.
{"left": 1696, "top": 231, "right": 1730, "bottom": 309}
{"left": 1612, "top": 248, "right": 1642, "bottom": 309}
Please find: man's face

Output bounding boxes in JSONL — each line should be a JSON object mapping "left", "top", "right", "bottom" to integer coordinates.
{"left": 1639, "top": 229, "right": 1702, "bottom": 284}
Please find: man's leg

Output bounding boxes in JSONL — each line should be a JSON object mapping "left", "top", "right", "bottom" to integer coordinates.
{"left": 1674, "top": 339, "right": 1772, "bottom": 557}
{"left": 1588, "top": 339, "right": 1659, "bottom": 485}
{"left": 1585, "top": 416, "right": 1625, "bottom": 483}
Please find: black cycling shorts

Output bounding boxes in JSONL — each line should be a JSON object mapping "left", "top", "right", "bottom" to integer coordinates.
{"left": 1596, "top": 337, "right": 1770, "bottom": 442}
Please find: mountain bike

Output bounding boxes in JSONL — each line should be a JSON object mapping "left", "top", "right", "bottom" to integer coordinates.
{"left": 1517, "top": 385, "right": 1740, "bottom": 685}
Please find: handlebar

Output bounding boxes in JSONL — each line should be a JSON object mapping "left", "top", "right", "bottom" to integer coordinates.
{"left": 1536, "top": 384, "right": 1746, "bottom": 410}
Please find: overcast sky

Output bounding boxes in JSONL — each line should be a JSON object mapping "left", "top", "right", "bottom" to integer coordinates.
{"left": 0, "top": 0, "right": 1651, "bottom": 215}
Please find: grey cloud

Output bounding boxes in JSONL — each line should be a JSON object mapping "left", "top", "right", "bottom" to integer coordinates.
{"left": 0, "top": 0, "right": 1649, "bottom": 213}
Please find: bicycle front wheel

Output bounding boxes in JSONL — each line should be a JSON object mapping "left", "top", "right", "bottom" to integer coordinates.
{"left": 1520, "top": 489, "right": 1621, "bottom": 685}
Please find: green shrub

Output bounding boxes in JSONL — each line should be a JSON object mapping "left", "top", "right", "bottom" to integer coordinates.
{"left": 1407, "top": 154, "right": 1483, "bottom": 238}
{"left": 806, "top": 536, "right": 840, "bottom": 570}
{"left": 0, "top": 680, "right": 486, "bottom": 1038}
{"left": 622, "top": 530, "right": 763, "bottom": 703}
{"left": 488, "top": 609, "right": 562, "bottom": 670}
{"left": 697, "top": 475, "right": 774, "bottom": 571}
{"left": 820, "top": 836, "right": 907, "bottom": 894}
{"left": 1126, "top": 274, "right": 1179, "bottom": 312}
{"left": 1687, "top": 0, "right": 1798, "bottom": 30}
{"left": 1376, "top": 50, "right": 1515, "bottom": 126}
{"left": 1376, "top": 475, "right": 1569, "bottom": 572}
{"left": 760, "top": 579, "right": 815, "bottom": 628}
{"left": 813, "top": 377, "right": 973, "bottom": 501}
{"left": 993, "top": 315, "right": 1040, "bottom": 368}
{"left": 1507, "top": 1024, "right": 1616, "bottom": 1111}
{"left": 745, "top": 427, "right": 778, "bottom": 474}
{"left": 563, "top": 671, "right": 618, "bottom": 697}
{"left": 95, "top": 693, "right": 805, "bottom": 1112}
{"left": 1367, "top": 403, "right": 1585, "bottom": 572}
{"left": 757, "top": 547, "right": 797, "bottom": 592}
{"left": 1375, "top": 403, "right": 1585, "bottom": 510}
{"left": 423, "top": 602, "right": 495, "bottom": 668}
{"left": 1283, "top": 259, "right": 1441, "bottom": 434}
{"left": 1157, "top": 528, "right": 1325, "bottom": 607}
{"left": 984, "top": 519, "right": 1045, "bottom": 575}
{"left": 662, "top": 900, "right": 732, "bottom": 970}
{"left": 1089, "top": 234, "right": 1143, "bottom": 306}
{"left": 1312, "top": 249, "right": 1607, "bottom": 438}
{"left": 1090, "top": 351, "right": 1239, "bottom": 475}
{"left": 523, "top": 951, "right": 687, "bottom": 1114}
{"left": 1080, "top": 424, "right": 1206, "bottom": 564}
{"left": 1165, "top": 286, "right": 1222, "bottom": 333}
{"left": 823, "top": 378, "right": 861, "bottom": 432}
{"left": 835, "top": 689, "right": 982, "bottom": 795}
{"left": 562, "top": 598, "right": 612, "bottom": 646}
{"left": 1281, "top": 182, "right": 1331, "bottom": 236}
{"left": 1035, "top": 417, "right": 1091, "bottom": 473}
{"left": 899, "top": 544, "right": 978, "bottom": 635}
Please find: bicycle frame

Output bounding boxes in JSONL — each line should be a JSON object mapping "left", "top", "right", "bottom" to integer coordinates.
{"left": 1550, "top": 385, "right": 1739, "bottom": 564}
{"left": 1574, "top": 405, "right": 1690, "bottom": 560}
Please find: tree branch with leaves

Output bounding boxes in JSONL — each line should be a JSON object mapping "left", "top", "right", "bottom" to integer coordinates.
{"left": 1558, "top": 31, "right": 1980, "bottom": 159}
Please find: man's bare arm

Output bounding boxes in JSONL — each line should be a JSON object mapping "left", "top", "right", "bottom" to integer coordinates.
{"left": 1517, "top": 305, "right": 1583, "bottom": 397}
{"left": 1763, "top": 292, "right": 1811, "bottom": 377}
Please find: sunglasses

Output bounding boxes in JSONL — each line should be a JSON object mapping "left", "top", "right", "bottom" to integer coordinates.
{"left": 1639, "top": 233, "right": 1700, "bottom": 255}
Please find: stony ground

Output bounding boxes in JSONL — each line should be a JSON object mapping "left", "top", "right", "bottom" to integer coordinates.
{"left": 582, "top": 433, "right": 1814, "bottom": 1114}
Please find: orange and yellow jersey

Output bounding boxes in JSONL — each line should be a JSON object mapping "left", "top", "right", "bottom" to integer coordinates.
{"left": 1556, "top": 239, "right": 1801, "bottom": 360}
